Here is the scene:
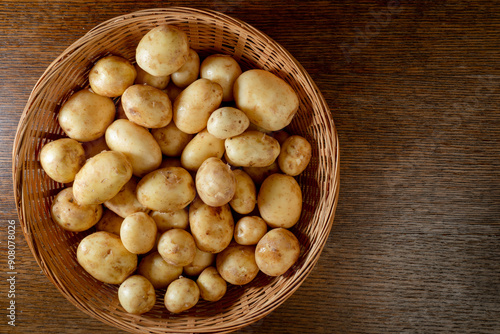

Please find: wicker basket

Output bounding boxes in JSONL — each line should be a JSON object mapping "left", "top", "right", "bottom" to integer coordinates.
{"left": 12, "top": 7, "right": 339, "bottom": 334}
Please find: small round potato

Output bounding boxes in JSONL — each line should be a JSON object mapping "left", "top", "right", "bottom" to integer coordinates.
{"left": 200, "top": 54, "right": 242, "bottom": 101}
{"left": 196, "top": 157, "right": 236, "bottom": 207}
{"left": 197, "top": 267, "right": 227, "bottom": 302}
{"left": 58, "top": 89, "right": 115, "bottom": 142}
{"left": 183, "top": 247, "right": 215, "bottom": 276}
{"left": 171, "top": 49, "right": 200, "bottom": 88}
{"left": 224, "top": 131, "right": 280, "bottom": 167}
{"left": 158, "top": 229, "right": 197, "bottom": 267}
{"left": 216, "top": 244, "right": 259, "bottom": 285}
{"left": 255, "top": 228, "right": 300, "bottom": 276}
{"left": 51, "top": 187, "right": 102, "bottom": 232}
{"left": 165, "top": 277, "right": 200, "bottom": 313}
{"left": 229, "top": 169, "right": 256, "bottom": 214}
{"left": 136, "top": 167, "right": 196, "bottom": 212}
{"left": 89, "top": 55, "right": 136, "bottom": 97}
{"left": 120, "top": 212, "right": 158, "bottom": 254}
{"left": 138, "top": 252, "right": 183, "bottom": 289}
{"left": 189, "top": 197, "right": 234, "bottom": 253}
{"left": 180, "top": 129, "right": 225, "bottom": 171}
{"left": 173, "top": 78, "right": 223, "bottom": 134}
{"left": 150, "top": 208, "right": 189, "bottom": 232}
{"left": 243, "top": 161, "right": 281, "bottom": 185}
{"left": 104, "top": 177, "right": 149, "bottom": 218}
{"left": 40, "top": 138, "right": 85, "bottom": 183}
{"left": 121, "top": 84, "right": 172, "bottom": 128}
{"left": 118, "top": 275, "right": 156, "bottom": 315}
{"left": 135, "top": 64, "right": 170, "bottom": 89}
{"left": 207, "top": 107, "right": 250, "bottom": 139}
{"left": 105, "top": 119, "right": 162, "bottom": 177}
{"left": 258, "top": 173, "right": 302, "bottom": 228}
{"left": 73, "top": 151, "right": 133, "bottom": 205}
{"left": 136, "top": 25, "right": 190, "bottom": 77}
{"left": 152, "top": 121, "right": 193, "bottom": 157}
{"left": 234, "top": 216, "right": 267, "bottom": 245}
{"left": 96, "top": 209, "right": 124, "bottom": 236}
{"left": 278, "top": 135, "right": 312, "bottom": 176}
{"left": 81, "top": 136, "right": 109, "bottom": 160}
{"left": 77, "top": 231, "right": 137, "bottom": 284}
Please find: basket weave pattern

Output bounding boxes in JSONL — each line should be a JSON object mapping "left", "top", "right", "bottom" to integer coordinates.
{"left": 12, "top": 7, "right": 339, "bottom": 334}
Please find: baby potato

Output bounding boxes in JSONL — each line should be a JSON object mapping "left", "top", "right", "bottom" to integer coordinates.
{"left": 58, "top": 89, "right": 115, "bottom": 142}
{"left": 120, "top": 212, "right": 157, "bottom": 254}
{"left": 183, "top": 247, "right": 215, "bottom": 276}
{"left": 136, "top": 167, "right": 196, "bottom": 212}
{"left": 189, "top": 197, "right": 234, "bottom": 253}
{"left": 89, "top": 55, "right": 136, "bottom": 97}
{"left": 180, "top": 128, "right": 225, "bottom": 171}
{"left": 224, "top": 131, "right": 280, "bottom": 167}
{"left": 165, "top": 277, "right": 199, "bottom": 314}
{"left": 77, "top": 231, "right": 137, "bottom": 284}
{"left": 278, "top": 135, "right": 312, "bottom": 176}
{"left": 118, "top": 275, "right": 156, "bottom": 315}
{"left": 138, "top": 252, "right": 183, "bottom": 289}
{"left": 51, "top": 187, "right": 102, "bottom": 232}
{"left": 96, "top": 209, "right": 124, "bottom": 236}
{"left": 105, "top": 119, "right": 162, "bottom": 177}
{"left": 206, "top": 107, "right": 250, "bottom": 139}
{"left": 152, "top": 121, "right": 193, "bottom": 157}
{"left": 257, "top": 173, "right": 302, "bottom": 228}
{"left": 216, "top": 244, "right": 259, "bottom": 285}
{"left": 243, "top": 161, "right": 281, "bottom": 185}
{"left": 121, "top": 84, "right": 172, "bottom": 128}
{"left": 196, "top": 157, "right": 236, "bottom": 207}
{"left": 136, "top": 25, "right": 190, "bottom": 77}
{"left": 135, "top": 64, "right": 170, "bottom": 89}
{"left": 234, "top": 216, "right": 267, "bottom": 246}
{"left": 171, "top": 49, "right": 200, "bottom": 88}
{"left": 81, "top": 136, "right": 109, "bottom": 160}
{"left": 229, "top": 169, "right": 256, "bottom": 214}
{"left": 158, "top": 228, "right": 196, "bottom": 267}
{"left": 173, "top": 78, "right": 223, "bottom": 134}
{"left": 40, "top": 138, "right": 85, "bottom": 183}
{"left": 255, "top": 228, "right": 300, "bottom": 276}
{"left": 159, "top": 157, "right": 182, "bottom": 168}
{"left": 234, "top": 69, "right": 299, "bottom": 131}
{"left": 73, "top": 150, "right": 133, "bottom": 205}
{"left": 150, "top": 208, "right": 189, "bottom": 232}
{"left": 200, "top": 54, "right": 242, "bottom": 101}
{"left": 104, "top": 177, "right": 149, "bottom": 218}
{"left": 197, "top": 266, "right": 227, "bottom": 302}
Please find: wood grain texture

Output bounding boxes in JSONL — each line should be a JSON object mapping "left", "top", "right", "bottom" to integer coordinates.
{"left": 1, "top": 0, "right": 500, "bottom": 333}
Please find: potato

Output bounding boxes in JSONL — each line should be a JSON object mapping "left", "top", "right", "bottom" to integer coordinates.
{"left": 180, "top": 128, "right": 225, "bottom": 171}
{"left": 121, "top": 84, "right": 172, "bottom": 128}
{"left": 200, "top": 54, "right": 242, "bottom": 101}
{"left": 152, "top": 121, "right": 193, "bottom": 157}
{"left": 96, "top": 209, "right": 123, "bottom": 236}
{"left": 158, "top": 229, "right": 196, "bottom": 267}
{"left": 105, "top": 119, "right": 162, "bottom": 177}
{"left": 165, "top": 277, "right": 199, "bottom": 313}
{"left": 136, "top": 167, "right": 196, "bottom": 212}
{"left": 77, "top": 231, "right": 137, "bottom": 284}
{"left": 216, "top": 244, "right": 259, "bottom": 285}
{"left": 183, "top": 247, "right": 215, "bottom": 276}
{"left": 224, "top": 131, "right": 280, "bottom": 167}
{"left": 255, "top": 228, "right": 300, "bottom": 276}
{"left": 118, "top": 275, "right": 156, "bottom": 315}
{"left": 189, "top": 197, "right": 234, "bottom": 253}
{"left": 40, "top": 138, "right": 85, "bottom": 183}
{"left": 73, "top": 150, "right": 133, "bottom": 205}
{"left": 234, "top": 69, "right": 299, "bottom": 131}
{"left": 159, "top": 157, "right": 182, "bottom": 168}
{"left": 51, "top": 187, "right": 102, "bottom": 232}
{"left": 58, "top": 89, "right": 115, "bottom": 142}
{"left": 171, "top": 49, "right": 200, "bottom": 88}
{"left": 104, "top": 177, "right": 149, "bottom": 218}
{"left": 234, "top": 216, "right": 267, "bottom": 246}
{"left": 164, "top": 81, "right": 183, "bottom": 101}
{"left": 150, "top": 208, "right": 189, "bottom": 232}
{"left": 138, "top": 252, "right": 183, "bottom": 289}
{"left": 197, "top": 267, "right": 227, "bottom": 302}
{"left": 243, "top": 161, "right": 281, "bottom": 185}
{"left": 278, "top": 135, "right": 312, "bottom": 176}
{"left": 257, "top": 173, "right": 302, "bottom": 228}
{"left": 173, "top": 78, "right": 223, "bottom": 134}
{"left": 120, "top": 212, "right": 157, "bottom": 254}
{"left": 206, "top": 107, "right": 250, "bottom": 139}
{"left": 229, "top": 169, "right": 256, "bottom": 214}
{"left": 89, "top": 55, "right": 136, "bottom": 97}
{"left": 196, "top": 157, "right": 236, "bottom": 207}
{"left": 136, "top": 25, "right": 189, "bottom": 77}
{"left": 135, "top": 64, "right": 170, "bottom": 89}
{"left": 81, "top": 136, "right": 109, "bottom": 160}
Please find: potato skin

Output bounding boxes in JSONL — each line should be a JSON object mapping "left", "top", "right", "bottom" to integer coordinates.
{"left": 234, "top": 216, "right": 267, "bottom": 246}
{"left": 96, "top": 209, "right": 124, "bottom": 236}
{"left": 138, "top": 252, "right": 183, "bottom": 289}
{"left": 158, "top": 228, "right": 196, "bottom": 267}
{"left": 200, "top": 54, "right": 242, "bottom": 101}
{"left": 40, "top": 138, "right": 85, "bottom": 183}
{"left": 224, "top": 131, "right": 280, "bottom": 167}
{"left": 51, "top": 187, "right": 102, "bottom": 232}
{"left": 197, "top": 266, "right": 227, "bottom": 302}
{"left": 255, "top": 228, "right": 300, "bottom": 276}
{"left": 229, "top": 169, "right": 256, "bottom": 214}
{"left": 150, "top": 208, "right": 189, "bottom": 233}
{"left": 196, "top": 157, "right": 236, "bottom": 207}
{"left": 152, "top": 121, "right": 193, "bottom": 157}
{"left": 118, "top": 275, "right": 156, "bottom": 315}
{"left": 104, "top": 177, "right": 149, "bottom": 218}
{"left": 207, "top": 107, "right": 250, "bottom": 139}
{"left": 120, "top": 212, "right": 158, "bottom": 254}
{"left": 278, "top": 135, "right": 312, "bottom": 176}
{"left": 164, "top": 277, "right": 200, "bottom": 313}
{"left": 89, "top": 55, "right": 136, "bottom": 97}
{"left": 180, "top": 128, "right": 225, "bottom": 171}
{"left": 183, "top": 247, "right": 216, "bottom": 276}
{"left": 171, "top": 49, "right": 200, "bottom": 88}
{"left": 134, "top": 64, "right": 170, "bottom": 89}
{"left": 216, "top": 244, "right": 259, "bottom": 285}
{"left": 121, "top": 84, "right": 172, "bottom": 128}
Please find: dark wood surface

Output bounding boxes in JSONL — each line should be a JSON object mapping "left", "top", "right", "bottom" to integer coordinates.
{"left": 2, "top": 1, "right": 500, "bottom": 333}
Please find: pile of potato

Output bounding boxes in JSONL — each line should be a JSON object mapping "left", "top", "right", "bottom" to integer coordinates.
{"left": 41, "top": 25, "right": 312, "bottom": 315}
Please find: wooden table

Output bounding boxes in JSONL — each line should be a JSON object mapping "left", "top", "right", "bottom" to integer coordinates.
{"left": 2, "top": 1, "right": 500, "bottom": 333}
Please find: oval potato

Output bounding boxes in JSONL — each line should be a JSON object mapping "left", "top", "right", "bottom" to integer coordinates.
{"left": 197, "top": 267, "right": 227, "bottom": 302}
{"left": 164, "top": 277, "right": 199, "bottom": 313}
{"left": 224, "top": 131, "right": 280, "bottom": 167}
{"left": 255, "top": 228, "right": 300, "bottom": 276}
{"left": 51, "top": 187, "right": 102, "bottom": 232}
{"left": 180, "top": 128, "right": 225, "bottom": 171}
{"left": 183, "top": 247, "right": 216, "bottom": 276}
{"left": 206, "top": 107, "right": 250, "bottom": 139}
{"left": 229, "top": 169, "right": 256, "bottom": 214}
{"left": 234, "top": 216, "right": 267, "bottom": 246}
{"left": 40, "top": 138, "right": 85, "bottom": 183}
{"left": 196, "top": 157, "right": 236, "bottom": 207}
{"left": 152, "top": 121, "right": 193, "bottom": 157}
{"left": 118, "top": 275, "right": 156, "bottom": 315}
{"left": 200, "top": 54, "right": 242, "bottom": 101}
{"left": 278, "top": 135, "right": 312, "bottom": 176}
{"left": 89, "top": 55, "right": 136, "bottom": 97}
{"left": 138, "top": 252, "right": 183, "bottom": 289}
{"left": 150, "top": 208, "right": 189, "bottom": 233}
{"left": 216, "top": 244, "right": 259, "bottom": 285}
{"left": 121, "top": 84, "right": 172, "bottom": 128}
{"left": 120, "top": 212, "right": 158, "bottom": 254}
{"left": 171, "top": 48, "right": 200, "bottom": 88}
{"left": 158, "top": 228, "right": 196, "bottom": 267}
